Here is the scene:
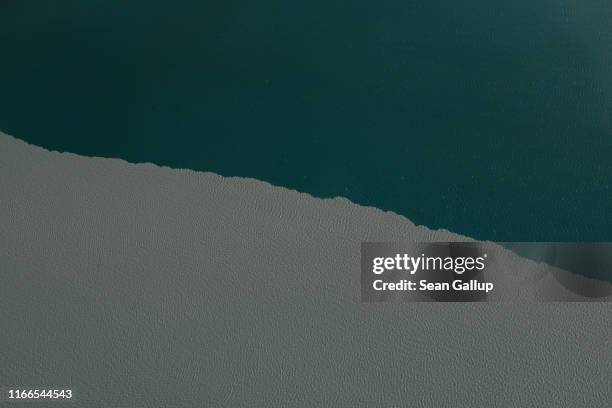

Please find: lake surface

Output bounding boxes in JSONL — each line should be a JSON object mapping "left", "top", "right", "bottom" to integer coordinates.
{"left": 1, "top": 0, "right": 611, "bottom": 241}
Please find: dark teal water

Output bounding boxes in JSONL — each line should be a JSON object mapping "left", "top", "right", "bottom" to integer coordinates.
{"left": 1, "top": 1, "right": 611, "bottom": 241}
